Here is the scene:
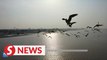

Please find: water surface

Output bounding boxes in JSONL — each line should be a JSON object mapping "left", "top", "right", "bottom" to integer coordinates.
{"left": 0, "top": 29, "right": 107, "bottom": 60}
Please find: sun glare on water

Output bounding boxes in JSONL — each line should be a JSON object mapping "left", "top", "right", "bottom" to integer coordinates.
{"left": 44, "top": 33, "right": 59, "bottom": 50}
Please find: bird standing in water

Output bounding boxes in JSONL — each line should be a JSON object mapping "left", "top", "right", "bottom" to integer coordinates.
{"left": 62, "top": 14, "right": 78, "bottom": 27}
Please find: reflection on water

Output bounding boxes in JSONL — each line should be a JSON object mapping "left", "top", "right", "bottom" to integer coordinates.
{"left": 43, "top": 33, "right": 64, "bottom": 60}
{"left": 45, "top": 51, "right": 64, "bottom": 60}
{"left": 44, "top": 33, "right": 59, "bottom": 50}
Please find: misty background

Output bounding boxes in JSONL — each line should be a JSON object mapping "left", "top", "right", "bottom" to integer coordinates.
{"left": 0, "top": 0, "right": 107, "bottom": 29}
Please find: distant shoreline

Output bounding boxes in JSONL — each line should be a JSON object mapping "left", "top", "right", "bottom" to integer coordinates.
{"left": 0, "top": 28, "right": 105, "bottom": 38}
{"left": 0, "top": 28, "right": 84, "bottom": 38}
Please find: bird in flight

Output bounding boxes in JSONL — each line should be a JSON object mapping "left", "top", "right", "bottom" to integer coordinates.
{"left": 93, "top": 22, "right": 103, "bottom": 28}
{"left": 62, "top": 14, "right": 78, "bottom": 27}
{"left": 85, "top": 33, "right": 89, "bottom": 37}
{"left": 87, "top": 26, "right": 92, "bottom": 29}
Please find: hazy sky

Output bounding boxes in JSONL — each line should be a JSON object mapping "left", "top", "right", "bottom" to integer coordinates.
{"left": 0, "top": 0, "right": 107, "bottom": 29}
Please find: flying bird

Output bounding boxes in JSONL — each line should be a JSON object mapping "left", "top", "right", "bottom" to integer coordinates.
{"left": 93, "top": 28, "right": 101, "bottom": 33}
{"left": 85, "top": 33, "right": 89, "bottom": 37}
{"left": 62, "top": 14, "right": 78, "bottom": 27}
{"left": 74, "top": 34, "right": 80, "bottom": 38}
{"left": 94, "top": 22, "right": 103, "bottom": 28}
{"left": 87, "top": 26, "right": 92, "bottom": 29}
{"left": 65, "top": 33, "right": 71, "bottom": 36}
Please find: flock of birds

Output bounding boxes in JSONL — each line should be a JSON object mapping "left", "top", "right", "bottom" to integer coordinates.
{"left": 36, "top": 14, "right": 103, "bottom": 39}
{"left": 62, "top": 14, "right": 103, "bottom": 38}
{"left": 62, "top": 14, "right": 103, "bottom": 28}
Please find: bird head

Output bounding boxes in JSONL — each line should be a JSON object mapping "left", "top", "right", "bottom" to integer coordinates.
{"left": 62, "top": 18, "right": 67, "bottom": 20}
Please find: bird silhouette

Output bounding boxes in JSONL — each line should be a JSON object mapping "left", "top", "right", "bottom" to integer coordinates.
{"left": 94, "top": 22, "right": 103, "bottom": 28}
{"left": 85, "top": 33, "right": 89, "bottom": 37}
{"left": 87, "top": 26, "right": 92, "bottom": 29}
{"left": 65, "top": 33, "right": 70, "bottom": 36}
{"left": 93, "top": 28, "right": 101, "bottom": 33}
{"left": 62, "top": 14, "right": 78, "bottom": 27}
{"left": 74, "top": 34, "right": 80, "bottom": 38}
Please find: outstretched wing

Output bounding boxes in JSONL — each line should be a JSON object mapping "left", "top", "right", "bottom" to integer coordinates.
{"left": 71, "top": 22, "right": 76, "bottom": 25}
{"left": 68, "top": 22, "right": 76, "bottom": 27}
{"left": 94, "top": 24, "right": 103, "bottom": 28}
{"left": 68, "top": 14, "right": 78, "bottom": 21}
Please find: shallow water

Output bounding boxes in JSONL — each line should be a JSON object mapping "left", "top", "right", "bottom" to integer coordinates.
{"left": 0, "top": 29, "right": 107, "bottom": 60}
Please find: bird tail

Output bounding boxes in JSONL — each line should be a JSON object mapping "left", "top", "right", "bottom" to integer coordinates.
{"left": 68, "top": 24, "right": 72, "bottom": 27}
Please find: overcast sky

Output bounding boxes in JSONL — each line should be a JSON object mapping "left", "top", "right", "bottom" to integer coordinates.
{"left": 0, "top": 0, "right": 107, "bottom": 29}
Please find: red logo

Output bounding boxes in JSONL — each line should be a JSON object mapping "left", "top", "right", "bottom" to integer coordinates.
{"left": 4, "top": 45, "right": 15, "bottom": 56}
{"left": 4, "top": 45, "right": 45, "bottom": 57}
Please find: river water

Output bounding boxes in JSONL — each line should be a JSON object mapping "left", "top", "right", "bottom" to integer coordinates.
{"left": 0, "top": 29, "right": 107, "bottom": 60}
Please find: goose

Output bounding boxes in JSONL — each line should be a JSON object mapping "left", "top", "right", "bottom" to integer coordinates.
{"left": 62, "top": 14, "right": 78, "bottom": 27}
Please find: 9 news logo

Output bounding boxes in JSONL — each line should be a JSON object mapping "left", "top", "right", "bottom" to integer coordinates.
{"left": 3, "top": 44, "right": 45, "bottom": 58}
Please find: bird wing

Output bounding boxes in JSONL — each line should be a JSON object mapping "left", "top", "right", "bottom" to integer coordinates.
{"left": 71, "top": 22, "right": 76, "bottom": 24}
{"left": 68, "top": 14, "right": 78, "bottom": 21}
{"left": 93, "top": 25, "right": 97, "bottom": 28}
{"left": 99, "top": 24, "right": 103, "bottom": 26}
{"left": 94, "top": 24, "right": 103, "bottom": 28}
{"left": 68, "top": 22, "right": 76, "bottom": 27}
